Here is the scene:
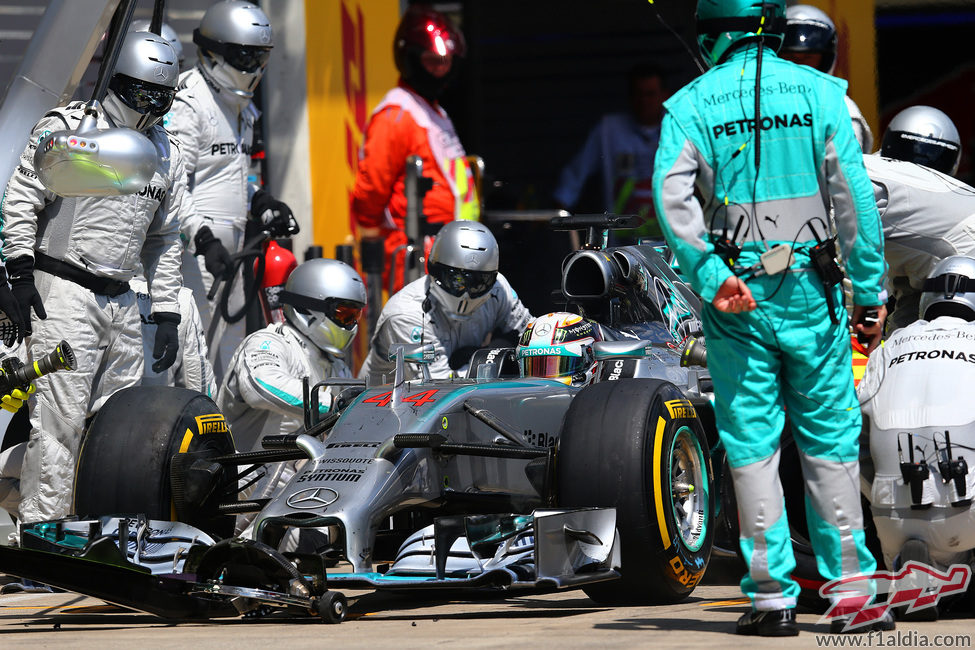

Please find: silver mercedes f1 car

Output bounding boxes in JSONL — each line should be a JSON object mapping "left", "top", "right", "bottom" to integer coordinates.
{"left": 0, "top": 215, "right": 721, "bottom": 623}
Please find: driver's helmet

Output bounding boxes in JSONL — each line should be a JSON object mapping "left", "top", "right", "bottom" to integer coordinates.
{"left": 881, "top": 105, "right": 961, "bottom": 177}
{"left": 516, "top": 312, "right": 602, "bottom": 387}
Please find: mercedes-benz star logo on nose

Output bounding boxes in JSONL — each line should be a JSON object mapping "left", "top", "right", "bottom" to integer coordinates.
{"left": 286, "top": 487, "right": 339, "bottom": 509}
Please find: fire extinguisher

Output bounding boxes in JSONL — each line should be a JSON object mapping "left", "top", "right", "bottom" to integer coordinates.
{"left": 258, "top": 239, "right": 297, "bottom": 324}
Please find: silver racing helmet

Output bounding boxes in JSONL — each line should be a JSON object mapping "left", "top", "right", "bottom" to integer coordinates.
{"left": 130, "top": 19, "right": 184, "bottom": 69}
{"left": 279, "top": 259, "right": 366, "bottom": 357}
{"left": 881, "top": 105, "right": 961, "bottom": 176}
{"left": 780, "top": 5, "right": 837, "bottom": 74}
{"left": 102, "top": 30, "right": 178, "bottom": 131}
{"left": 194, "top": 0, "right": 273, "bottom": 101}
{"left": 426, "top": 221, "right": 500, "bottom": 320}
{"left": 919, "top": 255, "right": 975, "bottom": 322}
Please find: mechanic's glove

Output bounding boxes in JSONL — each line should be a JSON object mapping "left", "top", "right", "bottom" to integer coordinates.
{"left": 151, "top": 311, "right": 181, "bottom": 373}
{"left": 1, "top": 383, "right": 34, "bottom": 413}
{"left": 448, "top": 345, "right": 479, "bottom": 371}
{"left": 194, "top": 226, "right": 233, "bottom": 281}
{"left": 6, "top": 256, "right": 46, "bottom": 337}
{"left": 250, "top": 189, "right": 298, "bottom": 237}
{"left": 0, "top": 267, "right": 26, "bottom": 346}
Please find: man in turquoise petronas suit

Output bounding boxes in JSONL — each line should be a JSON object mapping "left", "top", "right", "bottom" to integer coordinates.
{"left": 652, "top": 0, "right": 889, "bottom": 636}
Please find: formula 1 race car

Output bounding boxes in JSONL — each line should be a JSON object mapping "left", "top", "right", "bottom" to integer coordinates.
{"left": 0, "top": 215, "right": 721, "bottom": 623}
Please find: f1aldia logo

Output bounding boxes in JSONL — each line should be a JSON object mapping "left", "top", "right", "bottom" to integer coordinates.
{"left": 819, "top": 561, "right": 971, "bottom": 631}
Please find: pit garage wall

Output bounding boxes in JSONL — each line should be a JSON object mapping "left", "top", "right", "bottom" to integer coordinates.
{"left": 261, "top": 0, "right": 399, "bottom": 263}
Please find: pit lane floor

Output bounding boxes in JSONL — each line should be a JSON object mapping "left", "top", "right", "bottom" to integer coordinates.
{"left": 0, "top": 561, "right": 971, "bottom": 648}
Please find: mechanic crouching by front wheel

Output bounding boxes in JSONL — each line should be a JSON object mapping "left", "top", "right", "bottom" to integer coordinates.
{"left": 0, "top": 31, "right": 186, "bottom": 525}
{"left": 652, "top": 0, "right": 889, "bottom": 636}
{"left": 358, "top": 221, "right": 531, "bottom": 383}
{"left": 217, "top": 259, "right": 366, "bottom": 534}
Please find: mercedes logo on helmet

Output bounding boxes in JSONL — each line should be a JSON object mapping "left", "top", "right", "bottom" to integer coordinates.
{"left": 535, "top": 322, "right": 552, "bottom": 336}
{"left": 154, "top": 66, "right": 168, "bottom": 81}
{"left": 259, "top": 27, "right": 271, "bottom": 44}
{"left": 286, "top": 487, "right": 339, "bottom": 509}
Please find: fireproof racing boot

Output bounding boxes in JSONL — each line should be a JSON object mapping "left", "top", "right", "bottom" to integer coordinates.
{"left": 736, "top": 608, "right": 799, "bottom": 636}
{"left": 893, "top": 538, "right": 939, "bottom": 622}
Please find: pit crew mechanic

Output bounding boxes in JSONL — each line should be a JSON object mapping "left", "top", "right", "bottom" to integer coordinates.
{"left": 778, "top": 4, "right": 873, "bottom": 153}
{"left": 165, "top": 0, "right": 293, "bottom": 382}
{"left": 859, "top": 255, "right": 975, "bottom": 582}
{"left": 351, "top": 4, "right": 479, "bottom": 294}
{"left": 359, "top": 221, "right": 531, "bottom": 383}
{"left": 652, "top": 0, "right": 888, "bottom": 636}
{"left": 1, "top": 31, "right": 186, "bottom": 523}
{"left": 868, "top": 106, "right": 973, "bottom": 331}
{"left": 218, "top": 258, "right": 363, "bottom": 538}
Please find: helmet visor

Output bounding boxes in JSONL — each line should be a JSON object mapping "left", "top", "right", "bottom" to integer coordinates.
{"left": 327, "top": 299, "right": 364, "bottom": 330}
{"left": 883, "top": 132, "right": 960, "bottom": 175}
{"left": 429, "top": 262, "right": 497, "bottom": 299}
{"left": 222, "top": 44, "right": 272, "bottom": 73}
{"left": 518, "top": 353, "right": 584, "bottom": 380}
{"left": 108, "top": 74, "right": 175, "bottom": 116}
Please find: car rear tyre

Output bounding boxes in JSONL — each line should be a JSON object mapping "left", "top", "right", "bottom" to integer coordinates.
{"left": 559, "top": 378, "right": 714, "bottom": 604}
{"left": 74, "top": 386, "right": 235, "bottom": 538}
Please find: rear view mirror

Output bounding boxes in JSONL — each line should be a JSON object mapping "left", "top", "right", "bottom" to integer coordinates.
{"left": 33, "top": 103, "right": 158, "bottom": 197}
{"left": 592, "top": 339, "right": 657, "bottom": 362}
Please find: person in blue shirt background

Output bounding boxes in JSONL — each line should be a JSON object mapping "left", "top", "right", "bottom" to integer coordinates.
{"left": 553, "top": 63, "right": 668, "bottom": 241}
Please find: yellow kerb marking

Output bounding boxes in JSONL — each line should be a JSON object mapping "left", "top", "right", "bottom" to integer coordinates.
{"left": 652, "top": 416, "right": 671, "bottom": 550}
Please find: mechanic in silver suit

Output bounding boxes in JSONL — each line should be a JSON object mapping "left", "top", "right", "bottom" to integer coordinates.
{"left": 218, "top": 258, "right": 365, "bottom": 506}
{"left": 358, "top": 221, "right": 533, "bottom": 383}
{"left": 129, "top": 19, "right": 184, "bottom": 70}
{"left": 859, "top": 256, "right": 975, "bottom": 594}
{"left": 778, "top": 4, "right": 873, "bottom": 153}
{"left": 165, "top": 0, "right": 292, "bottom": 383}
{"left": 1, "top": 31, "right": 186, "bottom": 524}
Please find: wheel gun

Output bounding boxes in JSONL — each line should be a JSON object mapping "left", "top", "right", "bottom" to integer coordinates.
{"left": 0, "top": 340, "right": 76, "bottom": 395}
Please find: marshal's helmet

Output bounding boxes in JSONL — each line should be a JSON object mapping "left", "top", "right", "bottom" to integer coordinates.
{"left": 516, "top": 312, "right": 602, "bottom": 387}
{"left": 919, "top": 255, "right": 975, "bottom": 322}
{"left": 780, "top": 5, "right": 837, "bottom": 74}
{"left": 394, "top": 4, "right": 466, "bottom": 101}
{"left": 881, "top": 106, "right": 962, "bottom": 177}
{"left": 279, "top": 258, "right": 366, "bottom": 357}
{"left": 696, "top": 0, "right": 787, "bottom": 68}
{"left": 103, "top": 30, "right": 178, "bottom": 131}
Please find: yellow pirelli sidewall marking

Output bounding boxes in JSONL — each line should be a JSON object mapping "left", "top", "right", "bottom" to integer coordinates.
{"left": 194, "top": 413, "right": 229, "bottom": 435}
{"left": 178, "top": 429, "right": 194, "bottom": 454}
{"left": 652, "top": 416, "right": 671, "bottom": 550}
{"left": 665, "top": 398, "right": 696, "bottom": 420}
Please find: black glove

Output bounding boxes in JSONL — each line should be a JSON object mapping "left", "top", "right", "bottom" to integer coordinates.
{"left": 0, "top": 268, "right": 25, "bottom": 346}
{"left": 151, "top": 311, "right": 181, "bottom": 373}
{"left": 6, "top": 256, "right": 46, "bottom": 337}
{"left": 250, "top": 189, "right": 298, "bottom": 237}
{"left": 488, "top": 328, "right": 520, "bottom": 349}
{"left": 194, "top": 226, "right": 233, "bottom": 280}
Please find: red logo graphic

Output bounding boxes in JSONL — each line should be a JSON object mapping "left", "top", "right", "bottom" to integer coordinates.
{"left": 819, "top": 561, "right": 971, "bottom": 631}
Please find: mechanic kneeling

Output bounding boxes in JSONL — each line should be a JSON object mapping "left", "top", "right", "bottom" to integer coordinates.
{"left": 217, "top": 258, "right": 365, "bottom": 534}
{"left": 859, "top": 255, "right": 975, "bottom": 585}
{"left": 358, "top": 221, "right": 532, "bottom": 383}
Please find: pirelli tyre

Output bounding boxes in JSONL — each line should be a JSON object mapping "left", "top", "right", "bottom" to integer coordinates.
{"left": 558, "top": 378, "right": 714, "bottom": 604}
{"left": 74, "top": 386, "right": 236, "bottom": 538}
